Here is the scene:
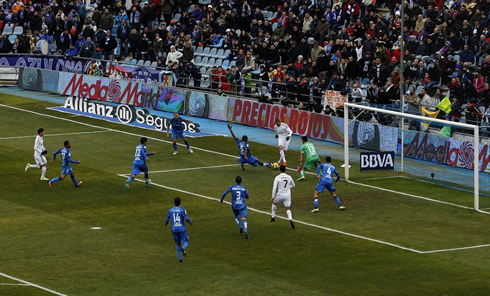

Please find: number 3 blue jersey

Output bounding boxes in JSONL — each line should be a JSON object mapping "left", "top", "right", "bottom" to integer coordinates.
{"left": 235, "top": 138, "right": 251, "bottom": 159}
{"left": 221, "top": 184, "right": 249, "bottom": 210}
{"left": 317, "top": 163, "right": 341, "bottom": 184}
{"left": 133, "top": 144, "right": 148, "bottom": 165}
{"left": 165, "top": 206, "right": 192, "bottom": 233}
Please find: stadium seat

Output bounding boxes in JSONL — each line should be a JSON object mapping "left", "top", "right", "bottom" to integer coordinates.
{"left": 415, "top": 85, "right": 423, "bottom": 94}
{"left": 195, "top": 46, "right": 203, "bottom": 55}
{"left": 236, "top": 29, "right": 241, "bottom": 36}
{"left": 3, "top": 26, "right": 13, "bottom": 35}
{"left": 271, "top": 55, "right": 282, "bottom": 67}
{"left": 188, "top": 4, "right": 195, "bottom": 13}
{"left": 199, "top": 57, "right": 209, "bottom": 67}
{"left": 272, "top": 23, "right": 278, "bottom": 31}
{"left": 48, "top": 42, "right": 57, "bottom": 53}
{"left": 137, "top": 60, "right": 145, "bottom": 66}
{"left": 223, "top": 49, "right": 230, "bottom": 58}
{"left": 222, "top": 59, "right": 230, "bottom": 68}
{"left": 8, "top": 34, "right": 16, "bottom": 44}
{"left": 113, "top": 46, "right": 121, "bottom": 57}
{"left": 173, "top": 13, "right": 181, "bottom": 22}
{"left": 123, "top": 58, "right": 130, "bottom": 64}
{"left": 201, "top": 47, "right": 211, "bottom": 57}
{"left": 144, "top": 60, "right": 151, "bottom": 67}
{"left": 229, "top": 60, "right": 236, "bottom": 67}
{"left": 12, "top": 26, "right": 23, "bottom": 35}
{"left": 432, "top": 78, "right": 442, "bottom": 88}
{"left": 209, "top": 38, "right": 224, "bottom": 48}
{"left": 130, "top": 59, "right": 137, "bottom": 65}
{"left": 150, "top": 61, "right": 157, "bottom": 68}
{"left": 208, "top": 47, "right": 217, "bottom": 57}
{"left": 250, "top": 64, "right": 264, "bottom": 75}
{"left": 215, "top": 58, "right": 223, "bottom": 66}
{"left": 159, "top": 21, "right": 166, "bottom": 27}
{"left": 207, "top": 58, "right": 216, "bottom": 67}
{"left": 194, "top": 56, "right": 202, "bottom": 65}
{"left": 361, "top": 77, "right": 370, "bottom": 86}
{"left": 199, "top": 0, "right": 212, "bottom": 5}
{"left": 216, "top": 48, "right": 224, "bottom": 57}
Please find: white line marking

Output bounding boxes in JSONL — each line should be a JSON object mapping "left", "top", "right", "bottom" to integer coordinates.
{"left": 0, "top": 272, "right": 67, "bottom": 296}
{"left": 148, "top": 164, "right": 239, "bottom": 174}
{"left": 0, "top": 283, "right": 30, "bottom": 286}
{"left": 356, "top": 176, "right": 402, "bottom": 181}
{"left": 117, "top": 174, "right": 423, "bottom": 254}
{"left": 420, "top": 243, "right": 490, "bottom": 254}
{"left": 0, "top": 130, "right": 109, "bottom": 140}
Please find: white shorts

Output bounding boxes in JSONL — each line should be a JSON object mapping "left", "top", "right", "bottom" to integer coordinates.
{"left": 278, "top": 138, "right": 290, "bottom": 151}
{"left": 274, "top": 195, "right": 291, "bottom": 207}
{"left": 34, "top": 154, "right": 47, "bottom": 166}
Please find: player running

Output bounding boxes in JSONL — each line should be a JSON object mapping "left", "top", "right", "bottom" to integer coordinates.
{"left": 297, "top": 136, "right": 321, "bottom": 181}
{"left": 126, "top": 137, "right": 155, "bottom": 189}
{"left": 274, "top": 118, "right": 292, "bottom": 166}
{"left": 270, "top": 165, "right": 296, "bottom": 229}
{"left": 48, "top": 140, "right": 82, "bottom": 188}
{"left": 311, "top": 156, "right": 345, "bottom": 212}
{"left": 25, "top": 128, "right": 49, "bottom": 181}
{"left": 166, "top": 112, "right": 193, "bottom": 155}
{"left": 228, "top": 123, "right": 271, "bottom": 170}
{"left": 220, "top": 176, "right": 250, "bottom": 239}
{"left": 165, "top": 197, "right": 193, "bottom": 262}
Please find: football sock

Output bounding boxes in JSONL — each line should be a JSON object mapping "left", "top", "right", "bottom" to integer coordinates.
{"left": 173, "top": 143, "right": 177, "bottom": 151}
{"left": 271, "top": 204, "right": 277, "bottom": 218}
{"left": 71, "top": 175, "right": 79, "bottom": 186}
{"left": 30, "top": 164, "right": 41, "bottom": 169}
{"left": 286, "top": 209, "right": 292, "bottom": 220}
{"left": 144, "top": 173, "right": 149, "bottom": 179}
{"left": 50, "top": 176, "right": 62, "bottom": 183}
{"left": 334, "top": 196, "right": 341, "bottom": 207}
{"left": 176, "top": 245, "right": 182, "bottom": 260}
{"left": 243, "top": 219, "right": 248, "bottom": 233}
{"left": 185, "top": 141, "right": 190, "bottom": 149}
{"left": 314, "top": 197, "right": 319, "bottom": 208}
{"left": 301, "top": 169, "right": 305, "bottom": 178}
{"left": 126, "top": 176, "right": 134, "bottom": 184}
{"left": 235, "top": 216, "right": 242, "bottom": 229}
{"left": 41, "top": 166, "right": 47, "bottom": 178}
{"left": 182, "top": 241, "right": 189, "bottom": 251}
{"left": 280, "top": 150, "right": 286, "bottom": 164}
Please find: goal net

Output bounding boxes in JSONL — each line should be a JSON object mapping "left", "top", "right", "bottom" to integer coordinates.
{"left": 342, "top": 102, "right": 490, "bottom": 213}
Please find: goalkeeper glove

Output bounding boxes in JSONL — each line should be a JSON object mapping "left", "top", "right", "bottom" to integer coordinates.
{"left": 286, "top": 136, "right": 290, "bottom": 141}
{"left": 41, "top": 150, "right": 48, "bottom": 155}
{"left": 275, "top": 135, "right": 278, "bottom": 138}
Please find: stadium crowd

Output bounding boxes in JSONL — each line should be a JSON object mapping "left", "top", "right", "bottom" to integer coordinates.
{"left": 1, "top": 0, "right": 490, "bottom": 126}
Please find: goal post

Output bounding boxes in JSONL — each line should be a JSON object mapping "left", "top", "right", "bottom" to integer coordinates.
{"left": 342, "top": 102, "right": 486, "bottom": 213}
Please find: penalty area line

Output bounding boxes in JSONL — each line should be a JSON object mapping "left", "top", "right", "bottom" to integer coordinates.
{"left": 0, "top": 272, "right": 67, "bottom": 296}
{"left": 420, "top": 243, "right": 490, "bottom": 254}
{"left": 116, "top": 174, "right": 423, "bottom": 254}
{"left": 148, "top": 164, "right": 240, "bottom": 174}
{"left": 0, "top": 130, "right": 110, "bottom": 140}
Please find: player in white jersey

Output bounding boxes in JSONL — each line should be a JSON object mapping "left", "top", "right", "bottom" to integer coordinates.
{"left": 274, "top": 118, "right": 292, "bottom": 166}
{"left": 269, "top": 165, "right": 296, "bottom": 229}
{"left": 25, "top": 128, "right": 49, "bottom": 181}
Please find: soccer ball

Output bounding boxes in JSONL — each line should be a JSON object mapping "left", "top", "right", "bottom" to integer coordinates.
{"left": 272, "top": 163, "right": 280, "bottom": 170}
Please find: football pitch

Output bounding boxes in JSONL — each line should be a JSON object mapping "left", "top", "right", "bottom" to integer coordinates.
{"left": 1, "top": 94, "right": 490, "bottom": 295}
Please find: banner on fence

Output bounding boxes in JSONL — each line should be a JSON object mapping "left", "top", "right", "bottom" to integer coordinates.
{"left": 0, "top": 55, "right": 101, "bottom": 74}
{"left": 108, "top": 64, "right": 176, "bottom": 86}
{"left": 323, "top": 90, "right": 347, "bottom": 110}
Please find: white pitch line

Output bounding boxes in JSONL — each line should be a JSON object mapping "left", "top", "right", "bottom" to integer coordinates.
{"left": 147, "top": 164, "right": 239, "bottom": 174}
{"left": 0, "top": 130, "right": 109, "bottom": 140}
{"left": 117, "top": 174, "right": 423, "bottom": 254}
{"left": 0, "top": 272, "right": 67, "bottom": 296}
{"left": 0, "top": 283, "right": 30, "bottom": 286}
{"left": 420, "top": 243, "right": 490, "bottom": 254}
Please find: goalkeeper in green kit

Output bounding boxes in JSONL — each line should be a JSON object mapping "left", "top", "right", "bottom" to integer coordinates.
{"left": 297, "top": 136, "right": 321, "bottom": 181}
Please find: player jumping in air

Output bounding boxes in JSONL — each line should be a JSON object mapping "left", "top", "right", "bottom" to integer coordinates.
{"left": 48, "top": 140, "right": 82, "bottom": 188}
{"left": 126, "top": 137, "right": 155, "bottom": 189}
{"left": 228, "top": 123, "right": 271, "bottom": 170}
{"left": 165, "top": 197, "right": 193, "bottom": 262}
{"left": 25, "top": 128, "right": 49, "bottom": 181}
{"left": 166, "top": 112, "right": 193, "bottom": 155}
{"left": 311, "top": 156, "right": 345, "bottom": 212}
{"left": 270, "top": 165, "right": 296, "bottom": 229}
{"left": 297, "top": 136, "right": 321, "bottom": 181}
{"left": 274, "top": 118, "right": 292, "bottom": 166}
{"left": 220, "top": 176, "right": 250, "bottom": 239}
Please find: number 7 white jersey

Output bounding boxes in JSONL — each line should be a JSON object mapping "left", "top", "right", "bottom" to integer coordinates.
{"left": 272, "top": 173, "right": 295, "bottom": 198}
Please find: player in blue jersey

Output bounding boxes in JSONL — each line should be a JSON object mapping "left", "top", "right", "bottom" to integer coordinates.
{"left": 48, "top": 140, "right": 82, "bottom": 188}
{"left": 166, "top": 112, "right": 193, "bottom": 155}
{"left": 311, "top": 156, "right": 345, "bottom": 212}
{"left": 228, "top": 123, "right": 271, "bottom": 170}
{"left": 165, "top": 197, "right": 193, "bottom": 262}
{"left": 125, "top": 137, "right": 155, "bottom": 189}
{"left": 220, "top": 176, "right": 250, "bottom": 239}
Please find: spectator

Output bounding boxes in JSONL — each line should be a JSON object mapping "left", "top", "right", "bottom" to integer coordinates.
{"left": 166, "top": 45, "right": 183, "bottom": 65}
{"left": 102, "top": 30, "right": 117, "bottom": 61}
{"left": 100, "top": 8, "right": 114, "bottom": 31}
{"left": 78, "top": 36, "right": 96, "bottom": 58}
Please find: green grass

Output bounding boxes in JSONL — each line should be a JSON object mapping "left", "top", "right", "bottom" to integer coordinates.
{"left": 1, "top": 95, "right": 490, "bottom": 295}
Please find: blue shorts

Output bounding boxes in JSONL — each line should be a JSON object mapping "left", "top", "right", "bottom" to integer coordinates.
{"left": 61, "top": 166, "right": 73, "bottom": 176}
{"left": 238, "top": 156, "right": 259, "bottom": 166}
{"left": 316, "top": 181, "right": 335, "bottom": 194}
{"left": 172, "top": 131, "right": 186, "bottom": 140}
{"left": 172, "top": 231, "right": 189, "bottom": 246}
{"left": 232, "top": 206, "right": 248, "bottom": 218}
{"left": 131, "top": 164, "right": 148, "bottom": 176}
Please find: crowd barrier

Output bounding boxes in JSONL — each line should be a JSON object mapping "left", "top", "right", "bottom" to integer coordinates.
{"left": 13, "top": 67, "right": 490, "bottom": 173}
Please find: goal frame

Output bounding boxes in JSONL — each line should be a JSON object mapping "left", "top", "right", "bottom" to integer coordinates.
{"left": 343, "top": 102, "right": 481, "bottom": 211}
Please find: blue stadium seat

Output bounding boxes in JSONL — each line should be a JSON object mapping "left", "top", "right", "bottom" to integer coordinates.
{"left": 123, "top": 58, "right": 131, "bottom": 64}
{"left": 3, "top": 25, "right": 13, "bottom": 35}
{"left": 271, "top": 55, "right": 282, "bottom": 67}
{"left": 144, "top": 60, "right": 151, "bottom": 67}
{"left": 199, "top": 57, "right": 208, "bottom": 67}
{"left": 150, "top": 61, "right": 157, "bottom": 68}
{"left": 130, "top": 59, "right": 137, "bottom": 65}
{"left": 209, "top": 38, "right": 224, "bottom": 48}
{"left": 173, "top": 13, "right": 181, "bottom": 22}
{"left": 194, "top": 56, "right": 202, "bottom": 65}
{"left": 13, "top": 26, "right": 23, "bottom": 35}
{"left": 137, "top": 60, "right": 145, "bottom": 66}
{"left": 215, "top": 58, "right": 223, "bottom": 67}
{"left": 216, "top": 48, "right": 224, "bottom": 57}
{"left": 415, "top": 85, "right": 423, "bottom": 94}
{"left": 201, "top": 47, "right": 211, "bottom": 57}
{"left": 195, "top": 46, "right": 203, "bottom": 55}
{"left": 208, "top": 47, "right": 217, "bottom": 57}
{"left": 207, "top": 58, "right": 216, "bottom": 67}
{"left": 8, "top": 34, "right": 17, "bottom": 44}
{"left": 111, "top": 26, "right": 117, "bottom": 36}
{"left": 222, "top": 59, "right": 230, "bottom": 69}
